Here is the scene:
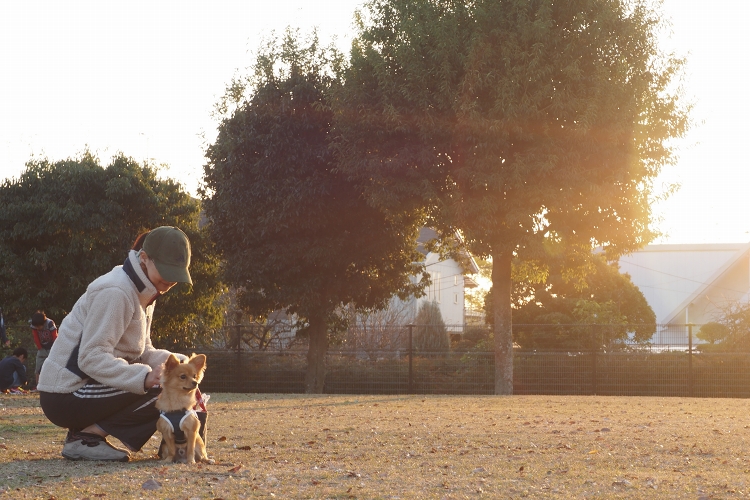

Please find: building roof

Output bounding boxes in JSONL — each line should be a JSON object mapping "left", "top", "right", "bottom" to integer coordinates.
{"left": 416, "top": 227, "right": 439, "bottom": 256}
{"left": 416, "top": 227, "right": 480, "bottom": 274}
{"left": 618, "top": 242, "right": 750, "bottom": 324}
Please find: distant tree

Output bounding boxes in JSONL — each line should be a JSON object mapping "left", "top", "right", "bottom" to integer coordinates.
{"left": 336, "top": 0, "right": 689, "bottom": 392}
{"left": 413, "top": 300, "right": 450, "bottom": 353}
{"left": 510, "top": 253, "right": 656, "bottom": 348}
{"left": 216, "top": 289, "right": 301, "bottom": 351}
{"left": 696, "top": 321, "right": 729, "bottom": 346}
{"left": 202, "top": 31, "right": 427, "bottom": 393}
{"left": 0, "top": 152, "right": 224, "bottom": 348}
{"left": 701, "top": 303, "right": 750, "bottom": 351}
{"left": 343, "top": 300, "right": 414, "bottom": 355}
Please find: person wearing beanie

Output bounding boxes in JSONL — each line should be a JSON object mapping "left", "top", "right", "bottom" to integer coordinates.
{"left": 37, "top": 226, "right": 193, "bottom": 462}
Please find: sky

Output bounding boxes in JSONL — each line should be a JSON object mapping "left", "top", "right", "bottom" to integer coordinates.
{"left": 1, "top": 0, "right": 748, "bottom": 246}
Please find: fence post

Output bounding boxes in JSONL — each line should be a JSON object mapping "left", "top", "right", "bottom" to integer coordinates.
{"left": 408, "top": 324, "right": 414, "bottom": 394}
{"left": 235, "top": 325, "right": 243, "bottom": 393}
{"left": 688, "top": 323, "right": 694, "bottom": 397}
{"left": 591, "top": 348, "right": 597, "bottom": 396}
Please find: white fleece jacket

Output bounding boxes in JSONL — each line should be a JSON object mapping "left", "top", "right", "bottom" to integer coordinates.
{"left": 38, "top": 250, "right": 179, "bottom": 394}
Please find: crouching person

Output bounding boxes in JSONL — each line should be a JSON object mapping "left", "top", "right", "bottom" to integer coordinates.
{"left": 37, "top": 227, "right": 193, "bottom": 461}
{"left": 0, "top": 347, "right": 28, "bottom": 393}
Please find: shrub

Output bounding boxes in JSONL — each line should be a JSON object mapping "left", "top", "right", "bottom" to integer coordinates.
{"left": 413, "top": 301, "right": 450, "bottom": 353}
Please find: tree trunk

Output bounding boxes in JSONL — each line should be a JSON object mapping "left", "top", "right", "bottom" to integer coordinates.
{"left": 304, "top": 315, "right": 328, "bottom": 394}
{"left": 492, "top": 250, "right": 513, "bottom": 395}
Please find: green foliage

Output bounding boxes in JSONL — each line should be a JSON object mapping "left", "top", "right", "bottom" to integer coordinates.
{"left": 696, "top": 321, "right": 730, "bottom": 345}
{"left": 572, "top": 299, "right": 627, "bottom": 325}
{"left": 339, "top": 0, "right": 688, "bottom": 256}
{"left": 336, "top": 0, "right": 689, "bottom": 392}
{"left": 202, "top": 31, "right": 429, "bottom": 391}
{"left": 452, "top": 325, "right": 493, "bottom": 351}
{"left": 414, "top": 301, "right": 450, "bottom": 352}
{"left": 486, "top": 253, "right": 656, "bottom": 348}
{"left": 0, "top": 152, "right": 224, "bottom": 348}
{"left": 204, "top": 31, "right": 427, "bottom": 321}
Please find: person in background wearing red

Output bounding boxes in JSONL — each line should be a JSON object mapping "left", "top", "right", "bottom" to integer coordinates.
{"left": 30, "top": 310, "right": 57, "bottom": 388}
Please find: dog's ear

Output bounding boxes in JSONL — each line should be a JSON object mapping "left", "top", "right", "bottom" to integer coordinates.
{"left": 189, "top": 353, "right": 207, "bottom": 376}
{"left": 164, "top": 353, "right": 181, "bottom": 372}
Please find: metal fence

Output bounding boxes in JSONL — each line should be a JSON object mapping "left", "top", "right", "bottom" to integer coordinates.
{"left": 192, "top": 323, "right": 750, "bottom": 398}
{"left": 8, "top": 322, "right": 750, "bottom": 397}
{"left": 194, "top": 349, "right": 750, "bottom": 398}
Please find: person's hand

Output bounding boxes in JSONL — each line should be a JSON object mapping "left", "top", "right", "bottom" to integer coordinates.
{"left": 144, "top": 365, "right": 163, "bottom": 390}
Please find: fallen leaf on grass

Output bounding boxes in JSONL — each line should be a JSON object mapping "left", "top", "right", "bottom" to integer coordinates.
{"left": 217, "top": 436, "right": 227, "bottom": 442}
{"left": 142, "top": 479, "right": 161, "bottom": 491}
{"left": 228, "top": 464, "right": 243, "bottom": 473}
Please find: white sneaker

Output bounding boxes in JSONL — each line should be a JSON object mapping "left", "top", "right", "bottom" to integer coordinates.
{"left": 62, "top": 433, "right": 130, "bottom": 462}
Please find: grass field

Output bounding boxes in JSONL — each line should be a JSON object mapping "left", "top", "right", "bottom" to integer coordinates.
{"left": 1, "top": 393, "right": 749, "bottom": 499}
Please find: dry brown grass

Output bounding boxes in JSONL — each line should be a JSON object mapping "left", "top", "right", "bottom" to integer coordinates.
{"left": 1, "top": 393, "right": 749, "bottom": 499}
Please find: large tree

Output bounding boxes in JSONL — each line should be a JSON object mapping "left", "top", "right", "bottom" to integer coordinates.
{"left": 202, "top": 32, "right": 427, "bottom": 393}
{"left": 335, "top": 0, "right": 689, "bottom": 393}
{"left": 0, "top": 152, "right": 224, "bottom": 348}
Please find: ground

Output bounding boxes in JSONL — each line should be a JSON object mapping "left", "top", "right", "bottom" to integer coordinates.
{"left": 1, "top": 393, "right": 749, "bottom": 498}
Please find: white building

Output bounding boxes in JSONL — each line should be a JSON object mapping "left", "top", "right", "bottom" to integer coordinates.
{"left": 400, "top": 228, "right": 480, "bottom": 328}
{"left": 617, "top": 243, "right": 750, "bottom": 343}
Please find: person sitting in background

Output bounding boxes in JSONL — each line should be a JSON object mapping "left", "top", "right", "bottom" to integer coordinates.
{"left": 0, "top": 347, "right": 28, "bottom": 394}
{"left": 30, "top": 310, "right": 57, "bottom": 388}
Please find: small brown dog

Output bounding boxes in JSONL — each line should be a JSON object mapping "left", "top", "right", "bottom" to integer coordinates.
{"left": 155, "top": 353, "right": 210, "bottom": 464}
